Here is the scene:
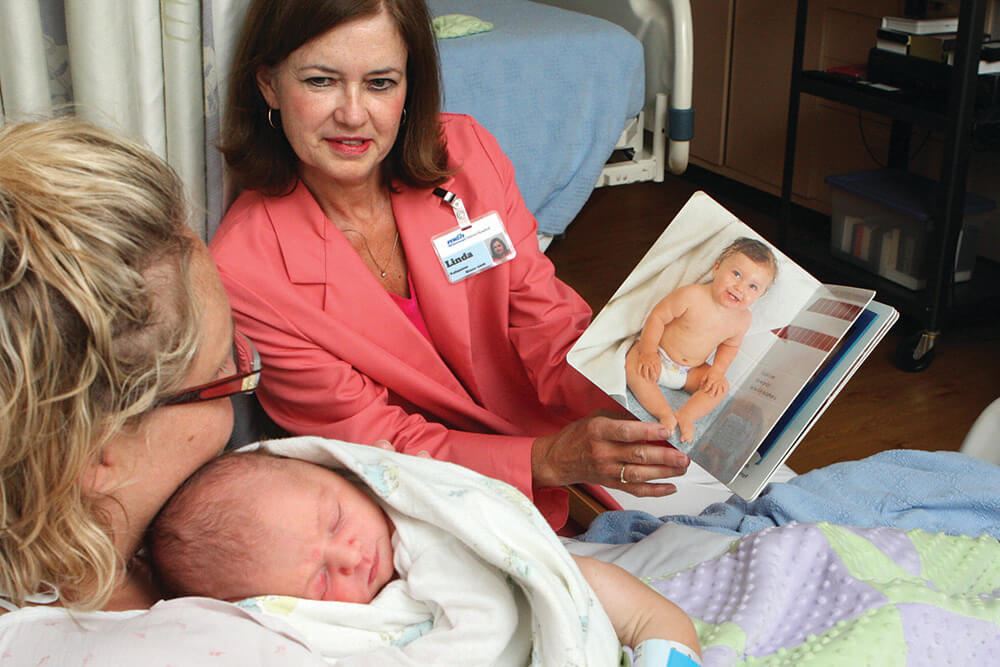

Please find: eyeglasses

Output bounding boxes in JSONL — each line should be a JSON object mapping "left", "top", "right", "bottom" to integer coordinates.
{"left": 157, "top": 330, "right": 262, "bottom": 406}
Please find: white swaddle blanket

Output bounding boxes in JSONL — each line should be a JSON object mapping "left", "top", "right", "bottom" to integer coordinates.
{"left": 233, "top": 436, "right": 621, "bottom": 666}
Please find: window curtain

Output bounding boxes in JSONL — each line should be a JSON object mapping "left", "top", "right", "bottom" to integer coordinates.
{"left": 0, "top": 0, "right": 251, "bottom": 240}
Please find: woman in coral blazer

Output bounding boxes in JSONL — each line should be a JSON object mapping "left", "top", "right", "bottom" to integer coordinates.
{"left": 211, "top": 0, "right": 688, "bottom": 530}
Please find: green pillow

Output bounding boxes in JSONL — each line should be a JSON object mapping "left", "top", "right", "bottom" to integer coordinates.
{"left": 433, "top": 14, "right": 494, "bottom": 39}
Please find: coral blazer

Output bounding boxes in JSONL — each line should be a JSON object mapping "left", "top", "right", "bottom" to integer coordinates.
{"left": 211, "top": 114, "right": 618, "bottom": 529}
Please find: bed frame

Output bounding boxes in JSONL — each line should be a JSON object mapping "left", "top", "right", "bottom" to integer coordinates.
{"left": 539, "top": 0, "right": 695, "bottom": 188}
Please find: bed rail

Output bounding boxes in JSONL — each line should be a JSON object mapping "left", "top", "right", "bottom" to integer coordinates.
{"left": 663, "top": 0, "right": 693, "bottom": 175}
{"left": 537, "top": 0, "right": 694, "bottom": 178}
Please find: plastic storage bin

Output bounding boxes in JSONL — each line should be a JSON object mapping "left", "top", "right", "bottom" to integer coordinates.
{"left": 826, "top": 168, "right": 993, "bottom": 290}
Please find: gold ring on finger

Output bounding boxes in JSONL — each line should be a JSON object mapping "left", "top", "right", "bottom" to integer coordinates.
{"left": 619, "top": 464, "right": 628, "bottom": 484}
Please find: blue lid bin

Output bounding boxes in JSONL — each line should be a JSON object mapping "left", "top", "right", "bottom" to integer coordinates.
{"left": 825, "top": 169, "right": 993, "bottom": 289}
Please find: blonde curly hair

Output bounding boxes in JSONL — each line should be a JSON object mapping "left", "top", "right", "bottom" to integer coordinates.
{"left": 0, "top": 118, "right": 201, "bottom": 610}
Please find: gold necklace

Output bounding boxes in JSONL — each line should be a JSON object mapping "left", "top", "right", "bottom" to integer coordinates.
{"left": 342, "top": 228, "right": 400, "bottom": 279}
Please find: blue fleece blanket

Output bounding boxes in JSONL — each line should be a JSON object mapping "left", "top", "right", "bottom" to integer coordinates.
{"left": 580, "top": 449, "right": 1000, "bottom": 543}
{"left": 428, "top": 0, "right": 644, "bottom": 237}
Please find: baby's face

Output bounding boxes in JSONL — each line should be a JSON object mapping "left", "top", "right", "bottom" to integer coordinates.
{"left": 249, "top": 459, "right": 396, "bottom": 603}
{"left": 712, "top": 252, "right": 774, "bottom": 309}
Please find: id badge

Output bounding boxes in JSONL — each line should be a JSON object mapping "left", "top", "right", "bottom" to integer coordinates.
{"left": 431, "top": 211, "right": 516, "bottom": 283}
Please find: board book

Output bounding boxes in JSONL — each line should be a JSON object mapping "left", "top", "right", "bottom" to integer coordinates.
{"left": 567, "top": 192, "right": 899, "bottom": 500}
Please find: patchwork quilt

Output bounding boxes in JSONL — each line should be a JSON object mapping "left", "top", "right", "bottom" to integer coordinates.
{"left": 651, "top": 522, "right": 1000, "bottom": 666}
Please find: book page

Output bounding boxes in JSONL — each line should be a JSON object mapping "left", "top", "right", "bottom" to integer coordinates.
{"left": 729, "top": 300, "right": 899, "bottom": 500}
{"left": 680, "top": 285, "right": 874, "bottom": 484}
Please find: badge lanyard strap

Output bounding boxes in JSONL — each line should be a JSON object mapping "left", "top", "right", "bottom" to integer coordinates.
{"left": 433, "top": 187, "right": 472, "bottom": 230}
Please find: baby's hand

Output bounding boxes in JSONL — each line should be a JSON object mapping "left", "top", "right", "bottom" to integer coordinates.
{"left": 700, "top": 371, "right": 729, "bottom": 397}
{"left": 637, "top": 351, "right": 660, "bottom": 382}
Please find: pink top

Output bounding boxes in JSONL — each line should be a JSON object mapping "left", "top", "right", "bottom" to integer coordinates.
{"left": 387, "top": 274, "right": 432, "bottom": 342}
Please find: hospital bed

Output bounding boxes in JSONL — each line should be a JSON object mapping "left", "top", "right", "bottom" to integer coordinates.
{"left": 427, "top": 0, "right": 694, "bottom": 244}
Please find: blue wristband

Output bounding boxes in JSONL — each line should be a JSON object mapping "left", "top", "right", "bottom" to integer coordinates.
{"left": 633, "top": 639, "right": 701, "bottom": 667}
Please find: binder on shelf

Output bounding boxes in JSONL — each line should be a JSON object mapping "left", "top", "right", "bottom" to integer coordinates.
{"left": 867, "top": 47, "right": 951, "bottom": 97}
{"left": 866, "top": 48, "right": 1000, "bottom": 108}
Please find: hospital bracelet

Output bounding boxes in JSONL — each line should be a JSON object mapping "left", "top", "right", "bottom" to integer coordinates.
{"left": 632, "top": 639, "right": 702, "bottom": 667}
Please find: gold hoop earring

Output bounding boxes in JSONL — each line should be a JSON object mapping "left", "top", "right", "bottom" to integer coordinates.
{"left": 267, "top": 108, "right": 279, "bottom": 129}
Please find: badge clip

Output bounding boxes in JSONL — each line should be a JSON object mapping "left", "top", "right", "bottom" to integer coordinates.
{"left": 433, "top": 187, "right": 472, "bottom": 229}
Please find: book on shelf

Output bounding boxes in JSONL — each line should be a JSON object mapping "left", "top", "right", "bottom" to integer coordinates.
{"left": 944, "top": 45, "right": 1000, "bottom": 73}
{"left": 898, "top": 231, "right": 919, "bottom": 275}
{"left": 878, "top": 225, "right": 901, "bottom": 274}
{"left": 566, "top": 192, "right": 899, "bottom": 501}
{"left": 875, "top": 29, "right": 993, "bottom": 61}
{"left": 875, "top": 29, "right": 1000, "bottom": 70}
{"left": 839, "top": 215, "right": 864, "bottom": 253}
{"left": 851, "top": 221, "right": 875, "bottom": 261}
{"left": 874, "top": 37, "right": 907, "bottom": 57}
{"left": 954, "top": 226, "right": 979, "bottom": 282}
{"left": 881, "top": 15, "right": 959, "bottom": 35}
{"left": 875, "top": 223, "right": 978, "bottom": 291}
{"left": 884, "top": 225, "right": 982, "bottom": 289}
{"left": 875, "top": 225, "right": 924, "bottom": 288}
{"left": 876, "top": 28, "right": 957, "bottom": 53}
{"left": 979, "top": 45, "right": 1000, "bottom": 63}
{"left": 878, "top": 232, "right": 927, "bottom": 290}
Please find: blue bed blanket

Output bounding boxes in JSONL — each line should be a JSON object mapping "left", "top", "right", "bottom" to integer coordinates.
{"left": 428, "top": 0, "right": 645, "bottom": 237}
{"left": 581, "top": 449, "right": 1000, "bottom": 543}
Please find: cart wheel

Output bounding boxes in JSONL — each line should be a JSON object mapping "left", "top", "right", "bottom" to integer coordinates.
{"left": 894, "top": 330, "right": 937, "bottom": 373}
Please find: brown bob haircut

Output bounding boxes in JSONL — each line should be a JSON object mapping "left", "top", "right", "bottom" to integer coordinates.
{"left": 220, "top": 0, "right": 451, "bottom": 195}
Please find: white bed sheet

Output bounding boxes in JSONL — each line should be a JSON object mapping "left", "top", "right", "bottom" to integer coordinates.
{"left": 603, "top": 460, "right": 798, "bottom": 519}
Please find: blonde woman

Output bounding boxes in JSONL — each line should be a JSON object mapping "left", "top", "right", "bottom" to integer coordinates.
{"left": 0, "top": 118, "right": 326, "bottom": 663}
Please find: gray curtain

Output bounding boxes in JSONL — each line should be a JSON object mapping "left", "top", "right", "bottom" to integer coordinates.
{"left": 0, "top": 0, "right": 252, "bottom": 240}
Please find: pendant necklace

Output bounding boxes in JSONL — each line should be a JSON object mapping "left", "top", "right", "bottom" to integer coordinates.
{"left": 342, "top": 227, "right": 400, "bottom": 279}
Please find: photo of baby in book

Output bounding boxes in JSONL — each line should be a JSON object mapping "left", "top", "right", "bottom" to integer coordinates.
{"left": 625, "top": 238, "right": 778, "bottom": 443}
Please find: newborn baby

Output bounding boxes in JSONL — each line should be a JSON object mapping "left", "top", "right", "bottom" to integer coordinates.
{"left": 148, "top": 450, "right": 701, "bottom": 665}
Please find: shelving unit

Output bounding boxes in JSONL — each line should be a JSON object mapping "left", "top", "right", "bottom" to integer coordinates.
{"left": 779, "top": 0, "right": 996, "bottom": 371}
